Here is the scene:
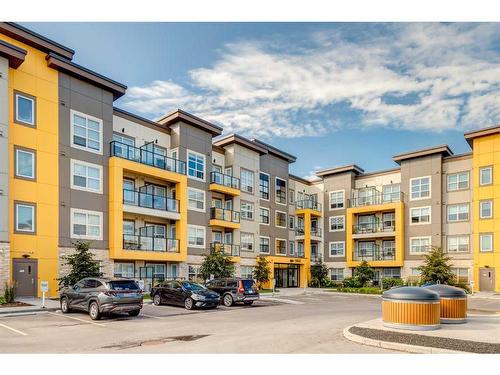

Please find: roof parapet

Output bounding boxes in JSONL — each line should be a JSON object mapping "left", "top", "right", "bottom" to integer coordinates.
{"left": 315, "top": 164, "right": 364, "bottom": 177}
{"left": 392, "top": 144, "right": 453, "bottom": 164}
{"left": 157, "top": 109, "right": 223, "bottom": 137}
{"left": 464, "top": 125, "right": 500, "bottom": 148}
{"left": 251, "top": 138, "right": 296, "bottom": 163}
{"left": 214, "top": 134, "right": 268, "bottom": 155}
{"left": 0, "top": 39, "right": 26, "bottom": 68}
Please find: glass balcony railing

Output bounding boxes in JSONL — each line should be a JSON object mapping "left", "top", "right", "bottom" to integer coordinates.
{"left": 210, "top": 171, "right": 240, "bottom": 190}
{"left": 352, "top": 223, "right": 395, "bottom": 234}
{"left": 348, "top": 191, "right": 404, "bottom": 208}
{"left": 123, "top": 189, "right": 179, "bottom": 213}
{"left": 210, "top": 242, "right": 240, "bottom": 256}
{"left": 353, "top": 243, "right": 395, "bottom": 261}
{"left": 210, "top": 207, "right": 240, "bottom": 223}
{"left": 123, "top": 234, "right": 179, "bottom": 253}
{"left": 110, "top": 141, "right": 186, "bottom": 175}
{"left": 295, "top": 199, "right": 322, "bottom": 211}
{"left": 295, "top": 227, "right": 322, "bottom": 237}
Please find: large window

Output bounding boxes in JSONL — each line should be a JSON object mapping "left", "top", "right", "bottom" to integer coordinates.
{"left": 275, "top": 210, "right": 287, "bottom": 228}
{"left": 15, "top": 202, "right": 36, "bottom": 233}
{"left": 410, "top": 176, "right": 430, "bottom": 200}
{"left": 188, "top": 265, "right": 202, "bottom": 282}
{"left": 329, "top": 241, "right": 345, "bottom": 257}
{"left": 188, "top": 188, "right": 205, "bottom": 212}
{"left": 330, "top": 268, "right": 344, "bottom": 281}
{"left": 447, "top": 235, "right": 469, "bottom": 253}
{"left": 240, "top": 266, "right": 254, "bottom": 280}
{"left": 410, "top": 236, "right": 431, "bottom": 254}
{"left": 71, "top": 208, "right": 102, "bottom": 240}
{"left": 14, "top": 92, "right": 35, "bottom": 126}
{"left": 329, "top": 215, "right": 345, "bottom": 232}
{"left": 480, "top": 200, "right": 493, "bottom": 219}
{"left": 259, "top": 237, "right": 270, "bottom": 253}
{"left": 383, "top": 184, "right": 400, "bottom": 202}
{"left": 275, "top": 239, "right": 287, "bottom": 255}
{"left": 241, "top": 232, "right": 254, "bottom": 251}
{"left": 15, "top": 147, "right": 35, "bottom": 180}
{"left": 240, "top": 169, "right": 254, "bottom": 193}
{"left": 447, "top": 172, "right": 469, "bottom": 191}
{"left": 382, "top": 268, "right": 401, "bottom": 279}
{"left": 480, "top": 233, "right": 493, "bottom": 252}
{"left": 71, "top": 159, "right": 102, "bottom": 193}
{"left": 188, "top": 225, "right": 205, "bottom": 248}
{"left": 187, "top": 150, "right": 205, "bottom": 181}
{"left": 329, "top": 190, "right": 345, "bottom": 210}
{"left": 259, "top": 172, "right": 270, "bottom": 200}
{"left": 241, "top": 201, "right": 254, "bottom": 220}
{"left": 451, "top": 268, "right": 469, "bottom": 284}
{"left": 71, "top": 110, "right": 102, "bottom": 154}
{"left": 447, "top": 203, "right": 469, "bottom": 222}
{"left": 114, "top": 263, "right": 134, "bottom": 278}
{"left": 410, "top": 206, "right": 431, "bottom": 225}
{"left": 275, "top": 177, "right": 287, "bottom": 204}
{"left": 480, "top": 166, "right": 493, "bottom": 186}
{"left": 260, "top": 207, "right": 270, "bottom": 225}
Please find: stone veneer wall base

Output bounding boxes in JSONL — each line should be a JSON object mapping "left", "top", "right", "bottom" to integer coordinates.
{"left": 58, "top": 247, "right": 113, "bottom": 279}
{"left": 0, "top": 242, "right": 10, "bottom": 293}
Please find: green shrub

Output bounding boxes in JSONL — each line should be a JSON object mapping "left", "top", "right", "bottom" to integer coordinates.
{"left": 3, "top": 282, "right": 16, "bottom": 303}
{"left": 0, "top": 296, "right": 5, "bottom": 305}
{"left": 342, "top": 276, "right": 363, "bottom": 288}
{"left": 353, "top": 261, "right": 375, "bottom": 287}
{"left": 382, "top": 277, "right": 405, "bottom": 290}
{"left": 335, "top": 287, "right": 382, "bottom": 295}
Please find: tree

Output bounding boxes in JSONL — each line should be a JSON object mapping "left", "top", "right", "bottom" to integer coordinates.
{"left": 354, "top": 261, "right": 375, "bottom": 287}
{"left": 58, "top": 241, "right": 102, "bottom": 289}
{"left": 418, "top": 246, "right": 455, "bottom": 284}
{"left": 199, "top": 248, "right": 235, "bottom": 282}
{"left": 253, "top": 256, "right": 271, "bottom": 289}
{"left": 310, "top": 255, "right": 329, "bottom": 287}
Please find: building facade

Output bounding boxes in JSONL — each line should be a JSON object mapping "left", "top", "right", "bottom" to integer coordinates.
{"left": 1, "top": 23, "right": 499, "bottom": 297}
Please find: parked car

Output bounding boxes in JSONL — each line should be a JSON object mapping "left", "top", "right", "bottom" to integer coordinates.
{"left": 205, "top": 278, "right": 259, "bottom": 307}
{"left": 150, "top": 280, "right": 220, "bottom": 310}
{"left": 59, "top": 278, "right": 143, "bottom": 320}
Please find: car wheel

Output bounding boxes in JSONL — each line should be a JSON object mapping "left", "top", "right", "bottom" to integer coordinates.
{"left": 184, "top": 297, "right": 194, "bottom": 310}
{"left": 223, "top": 294, "right": 234, "bottom": 307}
{"left": 128, "top": 310, "right": 140, "bottom": 317}
{"left": 60, "top": 297, "right": 71, "bottom": 313}
{"left": 153, "top": 294, "right": 161, "bottom": 306}
{"left": 244, "top": 301, "right": 254, "bottom": 306}
{"left": 88, "top": 301, "right": 101, "bottom": 320}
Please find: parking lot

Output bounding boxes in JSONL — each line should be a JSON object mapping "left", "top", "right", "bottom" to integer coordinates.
{"left": 0, "top": 293, "right": 394, "bottom": 353}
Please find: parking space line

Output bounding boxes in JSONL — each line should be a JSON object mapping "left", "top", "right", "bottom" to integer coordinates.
{"left": 0, "top": 322, "right": 28, "bottom": 336}
{"left": 48, "top": 312, "right": 106, "bottom": 327}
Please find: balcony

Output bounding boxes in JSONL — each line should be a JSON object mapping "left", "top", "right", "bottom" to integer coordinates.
{"left": 209, "top": 207, "right": 240, "bottom": 229}
{"left": 110, "top": 141, "right": 186, "bottom": 175}
{"left": 123, "top": 188, "right": 180, "bottom": 220}
{"left": 353, "top": 243, "right": 395, "bottom": 261}
{"left": 123, "top": 234, "right": 179, "bottom": 253}
{"left": 209, "top": 171, "right": 240, "bottom": 196}
{"left": 210, "top": 242, "right": 240, "bottom": 257}
{"left": 352, "top": 222, "right": 395, "bottom": 239}
{"left": 348, "top": 191, "right": 404, "bottom": 208}
{"left": 295, "top": 227, "right": 322, "bottom": 238}
{"left": 295, "top": 199, "right": 322, "bottom": 215}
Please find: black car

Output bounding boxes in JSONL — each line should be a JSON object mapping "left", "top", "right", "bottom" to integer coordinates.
{"left": 205, "top": 278, "right": 259, "bottom": 307}
{"left": 150, "top": 280, "right": 220, "bottom": 310}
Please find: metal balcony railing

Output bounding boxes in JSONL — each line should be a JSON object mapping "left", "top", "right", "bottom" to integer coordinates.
{"left": 210, "top": 171, "right": 240, "bottom": 190}
{"left": 123, "top": 189, "right": 179, "bottom": 213}
{"left": 295, "top": 199, "right": 322, "bottom": 211}
{"left": 123, "top": 234, "right": 179, "bottom": 253}
{"left": 352, "top": 223, "right": 395, "bottom": 234}
{"left": 353, "top": 243, "right": 395, "bottom": 261}
{"left": 210, "top": 242, "right": 240, "bottom": 256}
{"left": 348, "top": 191, "right": 404, "bottom": 208}
{"left": 210, "top": 207, "right": 240, "bottom": 223}
{"left": 295, "top": 227, "right": 322, "bottom": 237}
{"left": 110, "top": 141, "right": 186, "bottom": 175}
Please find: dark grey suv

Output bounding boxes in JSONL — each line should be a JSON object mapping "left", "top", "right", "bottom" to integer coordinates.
{"left": 59, "top": 278, "right": 143, "bottom": 320}
{"left": 205, "top": 278, "right": 259, "bottom": 307}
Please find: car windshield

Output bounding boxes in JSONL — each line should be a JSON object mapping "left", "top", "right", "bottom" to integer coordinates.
{"left": 108, "top": 280, "right": 140, "bottom": 291}
{"left": 242, "top": 279, "right": 254, "bottom": 289}
{"left": 182, "top": 282, "right": 206, "bottom": 291}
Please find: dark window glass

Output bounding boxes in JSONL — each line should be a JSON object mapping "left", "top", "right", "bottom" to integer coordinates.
{"left": 108, "top": 280, "right": 140, "bottom": 290}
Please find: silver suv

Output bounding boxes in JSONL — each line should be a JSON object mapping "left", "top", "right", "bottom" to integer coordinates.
{"left": 59, "top": 278, "right": 143, "bottom": 320}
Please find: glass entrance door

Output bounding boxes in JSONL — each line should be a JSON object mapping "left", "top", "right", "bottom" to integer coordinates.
{"left": 274, "top": 264, "right": 300, "bottom": 288}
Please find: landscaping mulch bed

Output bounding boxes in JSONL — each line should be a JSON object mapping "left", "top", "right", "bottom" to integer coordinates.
{"left": 349, "top": 326, "right": 500, "bottom": 354}
{"left": 0, "top": 301, "right": 32, "bottom": 308}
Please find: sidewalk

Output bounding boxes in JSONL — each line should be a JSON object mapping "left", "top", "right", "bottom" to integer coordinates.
{"left": 0, "top": 297, "right": 60, "bottom": 316}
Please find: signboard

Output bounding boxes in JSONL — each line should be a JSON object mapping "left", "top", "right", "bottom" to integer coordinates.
{"left": 40, "top": 281, "right": 49, "bottom": 292}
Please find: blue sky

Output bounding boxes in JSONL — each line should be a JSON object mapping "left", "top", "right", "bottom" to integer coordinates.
{"left": 23, "top": 22, "right": 500, "bottom": 179}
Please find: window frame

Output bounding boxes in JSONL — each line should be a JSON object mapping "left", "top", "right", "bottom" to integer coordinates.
{"left": 330, "top": 268, "right": 345, "bottom": 281}
{"left": 70, "top": 159, "right": 103, "bottom": 194}
{"left": 479, "top": 233, "right": 493, "bottom": 252}
{"left": 187, "top": 187, "right": 206, "bottom": 213}
{"left": 329, "top": 190, "right": 345, "bottom": 210}
{"left": 446, "top": 235, "right": 470, "bottom": 253}
{"left": 275, "top": 210, "right": 287, "bottom": 228}
{"left": 409, "top": 176, "right": 431, "bottom": 201}
{"left": 14, "top": 146, "right": 36, "bottom": 181}
{"left": 259, "top": 172, "right": 270, "bottom": 201}
{"left": 240, "top": 232, "right": 254, "bottom": 252}
{"left": 14, "top": 91, "right": 36, "bottom": 127}
{"left": 240, "top": 168, "right": 255, "bottom": 194}
{"left": 240, "top": 200, "right": 254, "bottom": 220}
{"left": 275, "top": 177, "right": 287, "bottom": 205}
{"left": 186, "top": 149, "right": 206, "bottom": 182}
{"left": 259, "top": 207, "right": 270, "bottom": 225}
{"left": 447, "top": 203, "right": 470, "bottom": 222}
{"left": 480, "top": 166, "right": 493, "bottom": 186}
{"left": 114, "top": 262, "right": 135, "bottom": 278}
{"left": 410, "top": 206, "right": 431, "bottom": 225}
{"left": 329, "top": 241, "right": 345, "bottom": 257}
{"left": 14, "top": 201, "right": 36, "bottom": 234}
{"left": 259, "top": 236, "right": 270, "bottom": 254}
{"left": 70, "top": 208, "right": 103, "bottom": 240}
{"left": 409, "top": 236, "right": 432, "bottom": 255}
{"left": 187, "top": 224, "right": 206, "bottom": 248}
{"left": 70, "top": 109, "right": 103, "bottom": 155}
{"left": 329, "top": 215, "right": 345, "bottom": 232}
{"left": 447, "top": 171, "right": 469, "bottom": 191}
{"left": 479, "top": 200, "right": 493, "bottom": 220}
{"left": 275, "top": 238, "right": 287, "bottom": 256}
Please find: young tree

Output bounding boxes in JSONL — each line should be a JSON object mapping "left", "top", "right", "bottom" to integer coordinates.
{"left": 199, "top": 248, "right": 235, "bottom": 282}
{"left": 253, "top": 256, "right": 271, "bottom": 289}
{"left": 310, "top": 256, "right": 329, "bottom": 287}
{"left": 58, "top": 241, "right": 102, "bottom": 289}
{"left": 354, "top": 261, "right": 375, "bottom": 287}
{"left": 418, "top": 246, "right": 455, "bottom": 284}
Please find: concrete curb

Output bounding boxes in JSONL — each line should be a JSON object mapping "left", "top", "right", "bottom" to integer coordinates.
{"left": 342, "top": 325, "right": 466, "bottom": 354}
{"left": 0, "top": 307, "right": 59, "bottom": 317}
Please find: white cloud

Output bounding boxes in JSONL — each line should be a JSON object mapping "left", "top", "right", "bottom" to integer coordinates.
{"left": 122, "top": 23, "right": 500, "bottom": 138}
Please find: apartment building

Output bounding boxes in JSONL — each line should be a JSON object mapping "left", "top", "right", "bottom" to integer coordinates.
{"left": 1, "top": 23, "right": 499, "bottom": 298}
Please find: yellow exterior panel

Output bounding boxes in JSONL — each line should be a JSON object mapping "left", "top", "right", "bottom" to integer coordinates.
{"left": 208, "top": 219, "right": 240, "bottom": 230}
{"left": 208, "top": 183, "right": 240, "bottom": 196}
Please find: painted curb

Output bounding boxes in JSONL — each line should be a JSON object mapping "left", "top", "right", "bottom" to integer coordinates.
{"left": 0, "top": 308, "right": 57, "bottom": 317}
{"left": 342, "top": 325, "right": 466, "bottom": 354}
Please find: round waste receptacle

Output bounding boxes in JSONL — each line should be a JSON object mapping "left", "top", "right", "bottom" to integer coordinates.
{"left": 382, "top": 287, "right": 440, "bottom": 330}
{"left": 422, "top": 284, "right": 467, "bottom": 324}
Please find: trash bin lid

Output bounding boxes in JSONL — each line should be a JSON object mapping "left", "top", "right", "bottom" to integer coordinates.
{"left": 422, "top": 284, "right": 467, "bottom": 298}
{"left": 383, "top": 286, "right": 439, "bottom": 301}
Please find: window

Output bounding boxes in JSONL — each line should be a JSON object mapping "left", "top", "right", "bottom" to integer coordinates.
{"left": 260, "top": 207, "right": 270, "bottom": 225}
{"left": 241, "top": 201, "right": 254, "bottom": 220}
{"left": 289, "top": 189, "right": 294, "bottom": 204}
{"left": 383, "top": 240, "right": 395, "bottom": 257}
{"left": 188, "top": 264, "right": 201, "bottom": 281}
{"left": 187, "top": 150, "right": 205, "bottom": 181}
{"left": 447, "top": 203, "right": 469, "bottom": 222}
{"left": 188, "top": 225, "right": 205, "bottom": 248}
{"left": 240, "top": 266, "right": 254, "bottom": 280}
{"left": 447, "top": 236, "right": 469, "bottom": 253}
{"left": 259, "top": 237, "right": 270, "bottom": 253}
{"left": 383, "top": 212, "right": 395, "bottom": 230}
{"left": 14, "top": 92, "right": 35, "bottom": 126}
{"left": 410, "top": 176, "right": 430, "bottom": 200}
{"left": 329, "top": 215, "right": 345, "bottom": 232}
{"left": 410, "top": 236, "right": 431, "bottom": 254}
{"left": 411, "top": 268, "right": 421, "bottom": 277}
{"left": 480, "top": 166, "right": 493, "bottom": 186}
{"left": 275, "top": 239, "right": 287, "bottom": 255}
{"left": 480, "top": 200, "right": 493, "bottom": 219}
{"left": 329, "top": 241, "right": 345, "bottom": 257}
{"left": 15, "top": 147, "right": 35, "bottom": 180}
{"left": 275, "top": 177, "right": 287, "bottom": 204}
{"left": 15, "top": 202, "right": 36, "bottom": 233}
{"left": 275, "top": 210, "right": 287, "bottom": 228}
{"left": 410, "top": 206, "right": 431, "bottom": 225}
{"left": 188, "top": 188, "right": 205, "bottom": 212}
{"left": 382, "top": 268, "right": 401, "bottom": 279}
{"left": 297, "top": 242, "right": 304, "bottom": 256}
{"left": 383, "top": 184, "right": 400, "bottom": 202}
{"left": 71, "top": 110, "right": 102, "bottom": 154}
{"left": 480, "top": 233, "right": 493, "bottom": 252}
{"left": 451, "top": 268, "right": 469, "bottom": 284}
{"left": 289, "top": 215, "right": 295, "bottom": 230}
{"left": 241, "top": 232, "right": 254, "bottom": 252}
{"left": 240, "top": 169, "right": 254, "bottom": 193}
{"left": 289, "top": 242, "right": 295, "bottom": 256}
{"left": 123, "top": 220, "right": 135, "bottom": 235}
{"left": 259, "top": 172, "right": 270, "bottom": 200}
{"left": 447, "top": 172, "right": 469, "bottom": 191}
{"left": 114, "top": 263, "right": 134, "bottom": 278}
{"left": 71, "top": 160, "right": 102, "bottom": 193}
{"left": 71, "top": 209, "right": 102, "bottom": 240}
{"left": 329, "top": 190, "right": 345, "bottom": 210}
{"left": 330, "top": 268, "right": 344, "bottom": 281}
